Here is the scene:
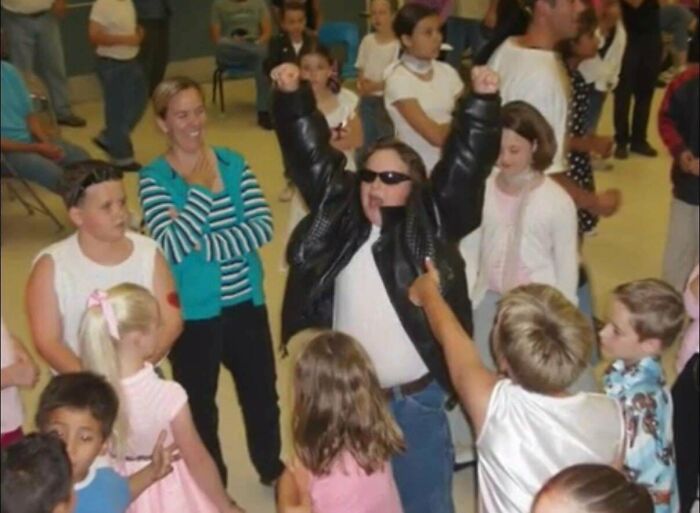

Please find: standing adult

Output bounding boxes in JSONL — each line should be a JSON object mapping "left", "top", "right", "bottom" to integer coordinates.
{"left": 139, "top": 76, "right": 283, "bottom": 487}
{"left": 446, "top": 0, "right": 496, "bottom": 69}
{"left": 271, "top": 62, "right": 501, "bottom": 513}
{"left": 614, "top": 0, "right": 662, "bottom": 159}
{"left": 133, "top": 0, "right": 171, "bottom": 96}
{"left": 1, "top": 0, "right": 86, "bottom": 127}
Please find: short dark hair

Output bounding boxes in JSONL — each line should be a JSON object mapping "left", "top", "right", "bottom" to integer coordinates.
{"left": 613, "top": 279, "right": 686, "bottom": 349}
{"left": 281, "top": 0, "right": 307, "bottom": 18}
{"left": 1, "top": 433, "right": 73, "bottom": 513}
{"left": 501, "top": 101, "right": 557, "bottom": 172}
{"left": 393, "top": 3, "right": 438, "bottom": 43}
{"left": 299, "top": 41, "right": 341, "bottom": 93}
{"left": 359, "top": 137, "right": 428, "bottom": 184}
{"left": 36, "top": 372, "right": 119, "bottom": 441}
{"left": 61, "top": 159, "right": 123, "bottom": 208}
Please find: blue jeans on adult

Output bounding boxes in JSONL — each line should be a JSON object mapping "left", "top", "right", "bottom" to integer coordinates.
{"left": 446, "top": 17, "right": 488, "bottom": 70}
{"left": 358, "top": 95, "right": 394, "bottom": 158}
{"left": 1, "top": 9, "right": 74, "bottom": 120}
{"left": 585, "top": 89, "right": 607, "bottom": 135}
{"left": 3, "top": 139, "right": 90, "bottom": 193}
{"left": 390, "top": 381, "right": 455, "bottom": 513}
{"left": 216, "top": 39, "right": 270, "bottom": 114}
{"left": 95, "top": 57, "right": 147, "bottom": 165}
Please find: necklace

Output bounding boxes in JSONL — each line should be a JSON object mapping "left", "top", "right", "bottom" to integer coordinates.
{"left": 401, "top": 52, "right": 433, "bottom": 75}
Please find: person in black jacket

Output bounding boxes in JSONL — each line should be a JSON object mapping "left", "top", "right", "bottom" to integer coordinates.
{"left": 270, "top": 62, "right": 500, "bottom": 513}
{"left": 264, "top": 1, "right": 314, "bottom": 76}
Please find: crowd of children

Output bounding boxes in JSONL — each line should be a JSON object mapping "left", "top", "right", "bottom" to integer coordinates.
{"left": 1, "top": 1, "right": 700, "bottom": 513}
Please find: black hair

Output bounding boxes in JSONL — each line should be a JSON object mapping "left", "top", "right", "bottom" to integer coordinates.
{"left": 281, "top": 0, "right": 307, "bottom": 18}
{"left": 1, "top": 433, "right": 73, "bottom": 513}
{"left": 299, "top": 41, "right": 341, "bottom": 94}
{"left": 558, "top": 7, "right": 598, "bottom": 60}
{"left": 393, "top": 3, "right": 439, "bottom": 42}
{"left": 61, "top": 159, "right": 123, "bottom": 208}
{"left": 358, "top": 137, "right": 428, "bottom": 184}
{"left": 36, "top": 372, "right": 119, "bottom": 441}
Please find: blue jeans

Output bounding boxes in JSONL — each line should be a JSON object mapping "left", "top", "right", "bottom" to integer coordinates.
{"left": 95, "top": 57, "right": 147, "bottom": 164}
{"left": 216, "top": 40, "right": 270, "bottom": 114}
{"left": 585, "top": 89, "right": 607, "bottom": 135}
{"left": 445, "top": 17, "right": 488, "bottom": 70}
{"left": 390, "top": 381, "right": 455, "bottom": 513}
{"left": 358, "top": 95, "right": 394, "bottom": 157}
{"left": 3, "top": 139, "right": 89, "bottom": 193}
{"left": 1, "top": 9, "right": 74, "bottom": 120}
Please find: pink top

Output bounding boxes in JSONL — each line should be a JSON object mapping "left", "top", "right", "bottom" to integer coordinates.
{"left": 117, "top": 364, "right": 219, "bottom": 513}
{"left": 308, "top": 452, "right": 404, "bottom": 513}
{"left": 486, "top": 185, "right": 532, "bottom": 293}
{"left": 1, "top": 317, "right": 23, "bottom": 434}
{"left": 677, "top": 265, "right": 699, "bottom": 373}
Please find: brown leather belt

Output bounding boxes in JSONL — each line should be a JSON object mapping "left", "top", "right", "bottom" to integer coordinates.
{"left": 383, "top": 373, "right": 433, "bottom": 401}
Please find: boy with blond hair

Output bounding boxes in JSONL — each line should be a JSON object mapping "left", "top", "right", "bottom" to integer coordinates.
{"left": 600, "top": 279, "right": 686, "bottom": 513}
{"left": 409, "top": 261, "right": 626, "bottom": 513}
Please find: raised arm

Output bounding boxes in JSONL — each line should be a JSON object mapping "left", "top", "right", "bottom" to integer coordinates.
{"left": 409, "top": 260, "right": 499, "bottom": 435}
{"left": 431, "top": 67, "right": 502, "bottom": 242}
{"left": 150, "top": 252, "right": 183, "bottom": 364}
{"left": 271, "top": 64, "right": 352, "bottom": 214}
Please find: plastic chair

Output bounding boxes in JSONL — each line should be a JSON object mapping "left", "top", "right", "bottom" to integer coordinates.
{"left": 318, "top": 22, "right": 360, "bottom": 80}
{"left": 211, "top": 63, "right": 256, "bottom": 113}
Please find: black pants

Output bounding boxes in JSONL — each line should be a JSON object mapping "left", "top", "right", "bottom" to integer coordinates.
{"left": 614, "top": 35, "right": 662, "bottom": 147}
{"left": 138, "top": 18, "right": 170, "bottom": 96}
{"left": 169, "top": 301, "right": 284, "bottom": 485}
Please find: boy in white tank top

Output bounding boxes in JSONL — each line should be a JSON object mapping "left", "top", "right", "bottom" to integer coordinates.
{"left": 26, "top": 160, "right": 183, "bottom": 374}
{"left": 409, "top": 261, "right": 626, "bottom": 513}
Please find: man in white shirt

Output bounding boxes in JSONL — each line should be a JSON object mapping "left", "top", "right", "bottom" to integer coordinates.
{"left": 1, "top": 0, "right": 86, "bottom": 127}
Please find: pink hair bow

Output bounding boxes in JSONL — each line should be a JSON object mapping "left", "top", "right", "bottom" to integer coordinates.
{"left": 87, "top": 290, "right": 120, "bottom": 340}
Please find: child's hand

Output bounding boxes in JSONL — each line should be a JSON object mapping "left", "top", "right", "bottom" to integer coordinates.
{"left": 592, "top": 188, "right": 622, "bottom": 217}
{"left": 589, "top": 135, "right": 614, "bottom": 159}
{"left": 270, "top": 64, "right": 301, "bottom": 93}
{"left": 5, "top": 360, "right": 39, "bottom": 388}
{"left": 148, "top": 430, "right": 178, "bottom": 484}
{"left": 409, "top": 258, "right": 441, "bottom": 307}
{"left": 471, "top": 66, "right": 500, "bottom": 95}
{"left": 680, "top": 150, "right": 700, "bottom": 176}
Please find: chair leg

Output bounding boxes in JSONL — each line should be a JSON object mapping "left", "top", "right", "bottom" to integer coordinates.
{"left": 212, "top": 69, "right": 221, "bottom": 106}
{"left": 4, "top": 181, "right": 34, "bottom": 215}
{"left": 15, "top": 177, "right": 64, "bottom": 231}
{"left": 219, "top": 72, "right": 225, "bottom": 113}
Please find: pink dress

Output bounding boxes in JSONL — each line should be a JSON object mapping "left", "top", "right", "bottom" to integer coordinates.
{"left": 117, "top": 364, "right": 219, "bottom": 513}
{"left": 677, "top": 265, "right": 699, "bottom": 373}
{"left": 308, "top": 452, "right": 404, "bottom": 513}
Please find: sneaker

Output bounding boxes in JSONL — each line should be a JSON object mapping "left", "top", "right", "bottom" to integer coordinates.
{"left": 257, "top": 111, "right": 274, "bottom": 131}
{"left": 614, "top": 145, "right": 629, "bottom": 160}
{"left": 278, "top": 183, "right": 294, "bottom": 202}
{"left": 630, "top": 142, "right": 658, "bottom": 157}
{"left": 116, "top": 161, "right": 142, "bottom": 172}
{"left": 57, "top": 114, "right": 87, "bottom": 128}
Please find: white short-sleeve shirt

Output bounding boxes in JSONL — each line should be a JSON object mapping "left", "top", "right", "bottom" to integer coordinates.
{"left": 384, "top": 61, "right": 464, "bottom": 173}
{"left": 489, "top": 38, "right": 571, "bottom": 175}
{"left": 90, "top": 0, "right": 139, "bottom": 60}
{"left": 355, "top": 34, "right": 400, "bottom": 97}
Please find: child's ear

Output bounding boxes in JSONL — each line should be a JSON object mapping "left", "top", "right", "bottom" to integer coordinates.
{"left": 640, "top": 337, "right": 663, "bottom": 357}
{"left": 155, "top": 115, "right": 169, "bottom": 135}
{"left": 400, "top": 34, "right": 412, "bottom": 51}
{"left": 68, "top": 206, "right": 83, "bottom": 228}
{"left": 99, "top": 439, "right": 110, "bottom": 456}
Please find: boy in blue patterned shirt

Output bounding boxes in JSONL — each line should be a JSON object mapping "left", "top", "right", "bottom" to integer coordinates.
{"left": 600, "top": 279, "right": 687, "bottom": 513}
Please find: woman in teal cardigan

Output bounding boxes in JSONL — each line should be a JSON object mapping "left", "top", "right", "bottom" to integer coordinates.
{"left": 139, "top": 76, "right": 283, "bottom": 487}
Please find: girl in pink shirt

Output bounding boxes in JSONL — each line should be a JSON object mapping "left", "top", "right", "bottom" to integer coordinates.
{"left": 78, "top": 284, "right": 243, "bottom": 513}
{"left": 278, "top": 331, "right": 405, "bottom": 513}
{"left": 0, "top": 316, "right": 38, "bottom": 448}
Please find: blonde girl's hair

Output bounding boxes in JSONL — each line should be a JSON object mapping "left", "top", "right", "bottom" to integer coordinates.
{"left": 292, "top": 331, "right": 405, "bottom": 476}
{"left": 151, "top": 76, "right": 205, "bottom": 119}
{"left": 79, "top": 283, "right": 160, "bottom": 459}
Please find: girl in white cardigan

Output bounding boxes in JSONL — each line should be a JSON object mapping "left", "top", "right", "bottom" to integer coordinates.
{"left": 471, "top": 101, "right": 579, "bottom": 369}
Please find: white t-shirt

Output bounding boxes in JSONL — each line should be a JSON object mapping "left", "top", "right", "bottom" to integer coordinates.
{"left": 489, "top": 38, "right": 571, "bottom": 175}
{"left": 90, "top": 0, "right": 139, "bottom": 60}
{"left": 385, "top": 61, "right": 463, "bottom": 173}
{"left": 1, "top": 317, "right": 23, "bottom": 434}
{"left": 34, "top": 232, "right": 158, "bottom": 364}
{"left": 333, "top": 226, "right": 429, "bottom": 388}
{"left": 1, "top": 0, "right": 53, "bottom": 14}
{"left": 478, "top": 380, "right": 626, "bottom": 513}
{"left": 355, "top": 34, "right": 400, "bottom": 97}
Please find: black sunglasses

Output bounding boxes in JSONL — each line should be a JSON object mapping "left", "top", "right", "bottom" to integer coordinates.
{"left": 358, "top": 169, "right": 412, "bottom": 185}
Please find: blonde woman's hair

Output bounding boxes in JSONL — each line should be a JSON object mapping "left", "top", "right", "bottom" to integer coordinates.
{"left": 151, "top": 76, "right": 204, "bottom": 119}
{"left": 492, "top": 284, "right": 593, "bottom": 394}
{"left": 292, "top": 331, "right": 405, "bottom": 476}
{"left": 79, "top": 283, "right": 160, "bottom": 458}
{"left": 613, "top": 279, "right": 686, "bottom": 349}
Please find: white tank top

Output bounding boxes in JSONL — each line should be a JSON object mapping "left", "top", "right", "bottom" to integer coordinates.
{"left": 477, "top": 379, "right": 626, "bottom": 513}
{"left": 35, "top": 232, "right": 158, "bottom": 359}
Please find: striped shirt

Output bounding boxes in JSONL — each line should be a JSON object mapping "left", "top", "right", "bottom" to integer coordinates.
{"left": 139, "top": 166, "right": 273, "bottom": 305}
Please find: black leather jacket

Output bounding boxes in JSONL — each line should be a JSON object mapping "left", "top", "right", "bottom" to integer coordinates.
{"left": 273, "top": 83, "right": 501, "bottom": 393}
